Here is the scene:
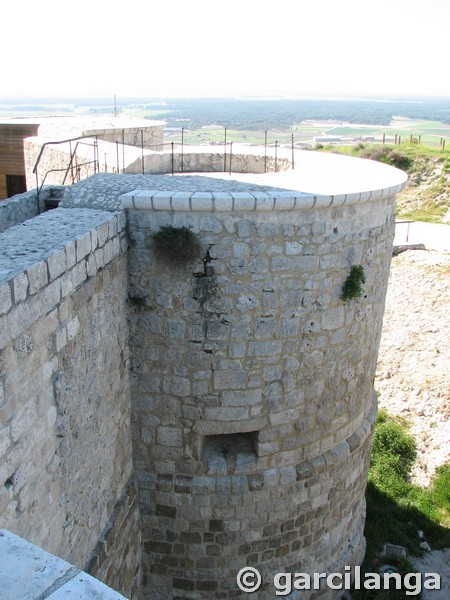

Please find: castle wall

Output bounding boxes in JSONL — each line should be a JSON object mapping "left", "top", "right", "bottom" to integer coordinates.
{"left": 0, "top": 207, "right": 140, "bottom": 598}
{"left": 0, "top": 185, "right": 66, "bottom": 232}
{"left": 24, "top": 138, "right": 99, "bottom": 191}
{"left": 125, "top": 148, "right": 290, "bottom": 175}
{"left": 24, "top": 123, "right": 165, "bottom": 191}
{"left": 0, "top": 188, "right": 40, "bottom": 232}
{"left": 124, "top": 187, "right": 397, "bottom": 599}
{"left": 86, "top": 125, "right": 165, "bottom": 151}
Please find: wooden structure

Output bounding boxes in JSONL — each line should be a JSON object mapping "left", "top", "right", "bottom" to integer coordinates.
{"left": 0, "top": 122, "right": 40, "bottom": 200}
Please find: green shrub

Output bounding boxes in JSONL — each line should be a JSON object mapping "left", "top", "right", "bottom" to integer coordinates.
{"left": 360, "top": 145, "right": 412, "bottom": 171}
{"left": 151, "top": 225, "right": 202, "bottom": 266}
{"left": 431, "top": 465, "right": 450, "bottom": 510}
{"left": 341, "top": 265, "right": 366, "bottom": 301}
{"left": 371, "top": 420, "right": 417, "bottom": 478}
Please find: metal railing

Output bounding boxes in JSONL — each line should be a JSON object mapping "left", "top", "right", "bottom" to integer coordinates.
{"left": 33, "top": 135, "right": 100, "bottom": 211}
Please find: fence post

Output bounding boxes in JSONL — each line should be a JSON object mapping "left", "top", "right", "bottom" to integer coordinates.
{"left": 224, "top": 127, "right": 227, "bottom": 172}
{"left": 291, "top": 134, "right": 295, "bottom": 169}
{"left": 181, "top": 127, "right": 184, "bottom": 172}
{"left": 275, "top": 141, "right": 278, "bottom": 173}
{"left": 264, "top": 131, "right": 267, "bottom": 173}
{"left": 171, "top": 142, "right": 174, "bottom": 175}
{"left": 122, "top": 129, "right": 125, "bottom": 172}
{"left": 382, "top": 133, "right": 385, "bottom": 144}
{"left": 69, "top": 141, "right": 74, "bottom": 181}
{"left": 94, "top": 136, "right": 99, "bottom": 174}
{"left": 141, "top": 130, "right": 144, "bottom": 174}
{"left": 116, "top": 141, "right": 119, "bottom": 173}
{"left": 229, "top": 142, "right": 233, "bottom": 175}
{"left": 35, "top": 170, "right": 40, "bottom": 214}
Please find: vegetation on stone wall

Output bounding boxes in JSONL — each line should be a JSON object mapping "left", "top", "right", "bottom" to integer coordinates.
{"left": 341, "top": 265, "right": 366, "bottom": 301}
{"left": 150, "top": 225, "right": 202, "bottom": 266}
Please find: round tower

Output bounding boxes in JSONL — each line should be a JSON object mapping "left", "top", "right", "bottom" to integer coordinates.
{"left": 123, "top": 150, "right": 407, "bottom": 599}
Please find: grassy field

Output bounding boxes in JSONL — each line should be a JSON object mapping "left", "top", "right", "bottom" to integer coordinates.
{"left": 160, "top": 117, "right": 450, "bottom": 150}
{"left": 324, "top": 117, "right": 450, "bottom": 146}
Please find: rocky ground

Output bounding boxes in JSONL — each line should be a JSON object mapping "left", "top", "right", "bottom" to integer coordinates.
{"left": 376, "top": 247, "right": 450, "bottom": 487}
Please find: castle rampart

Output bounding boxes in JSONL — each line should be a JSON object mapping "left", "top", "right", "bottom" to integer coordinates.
{"left": 0, "top": 207, "right": 140, "bottom": 598}
{"left": 0, "top": 150, "right": 407, "bottom": 599}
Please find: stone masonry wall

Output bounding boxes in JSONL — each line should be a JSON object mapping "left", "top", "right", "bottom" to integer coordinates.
{"left": 24, "top": 124, "right": 164, "bottom": 191}
{"left": 125, "top": 149, "right": 290, "bottom": 176}
{"left": 86, "top": 125, "right": 165, "bottom": 151}
{"left": 0, "top": 207, "right": 140, "bottom": 597}
{"left": 24, "top": 139, "right": 99, "bottom": 191}
{"left": 87, "top": 477, "right": 142, "bottom": 600}
{"left": 125, "top": 187, "right": 397, "bottom": 599}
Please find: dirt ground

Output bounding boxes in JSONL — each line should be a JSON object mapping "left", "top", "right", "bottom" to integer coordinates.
{"left": 376, "top": 248, "right": 450, "bottom": 487}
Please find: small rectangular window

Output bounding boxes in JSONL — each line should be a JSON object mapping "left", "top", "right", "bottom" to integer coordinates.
{"left": 201, "top": 431, "right": 258, "bottom": 464}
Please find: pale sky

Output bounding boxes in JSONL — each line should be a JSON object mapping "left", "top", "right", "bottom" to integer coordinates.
{"left": 2, "top": 0, "right": 449, "bottom": 99}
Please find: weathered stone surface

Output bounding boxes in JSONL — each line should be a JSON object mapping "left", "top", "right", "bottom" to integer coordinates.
{"left": 0, "top": 153, "right": 405, "bottom": 600}
{"left": 126, "top": 180, "right": 398, "bottom": 599}
{"left": 0, "top": 208, "right": 138, "bottom": 598}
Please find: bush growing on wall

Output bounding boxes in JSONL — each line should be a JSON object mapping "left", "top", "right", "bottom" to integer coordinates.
{"left": 342, "top": 265, "right": 366, "bottom": 301}
{"left": 151, "top": 225, "right": 202, "bottom": 266}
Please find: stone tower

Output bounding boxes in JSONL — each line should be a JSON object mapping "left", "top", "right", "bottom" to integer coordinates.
{"left": 0, "top": 148, "right": 407, "bottom": 599}
{"left": 123, "top": 151, "right": 407, "bottom": 599}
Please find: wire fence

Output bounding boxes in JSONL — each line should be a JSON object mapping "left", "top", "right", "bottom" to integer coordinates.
{"left": 34, "top": 124, "right": 450, "bottom": 190}
{"left": 102, "top": 128, "right": 294, "bottom": 176}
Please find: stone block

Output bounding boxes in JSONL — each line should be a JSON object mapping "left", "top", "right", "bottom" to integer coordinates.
{"left": 220, "top": 389, "right": 261, "bottom": 406}
{"left": 157, "top": 427, "right": 182, "bottom": 447}
{"left": 233, "top": 193, "right": 256, "bottom": 212}
{"left": 27, "top": 261, "right": 48, "bottom": 295}
{"left": 271, "top": 256, "right": 292, "bottom": 271}
{"left": 200, "top": 216, "right": 223, "bottom": 233}
{"left": 273, "top": 194, "right": 296, "bottom": 210}
{"left": 321, "top": 306, "right": 345, "bottom": 331}
{"left": 190, "top": 192, "right": 213, "bottom": 212}
{"left": 206, "top": 320, "right": 229, "bottom": 341}
{"left": 0, "top": 284, "right": 12, "bottom": 316}
{"left": 255, "top": 194, "right": 275, "bottom": 211}
{"left": 285, "top": 241, "right": 302, "bottom": 255}
{"left": 163, "top": 376, "right": 190, "bottom": 397}
{"left": 12, "top": 273, "right": 28, "bottom": 304}
{"left": 70, "top": 261, "right": 87, "bottom": 290}
{"left": 108, "top": 216, "right": 118, "bottom": 238}
{"left": 254, "top": 318, "right": 276, "bottom": 339}
{"left": 164, "top": 319, "right": 185, "bottom": 340}
{"left": 248, "top": 340, "right": 282, "bottom": 357}
{"left": 47, "top": 250, "right": 67, "bottom": 281}
{"left": 203, "top": 406, "right": 249, "bottom": 421}
{"left": 76, "top": 233, "right": 92, "bottom": 262}
{"left": 96, "top": 222, "right": 110, "bottom": 247}
{"left": 213, "top": 371, "right": 245, "bottom": 390}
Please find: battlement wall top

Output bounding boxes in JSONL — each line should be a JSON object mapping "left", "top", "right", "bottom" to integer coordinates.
{"left": 59, "top": 149, "right": 407, "bottom": 212}
{"left": 0, "top": 207, "right": 125, "bottom": 287}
